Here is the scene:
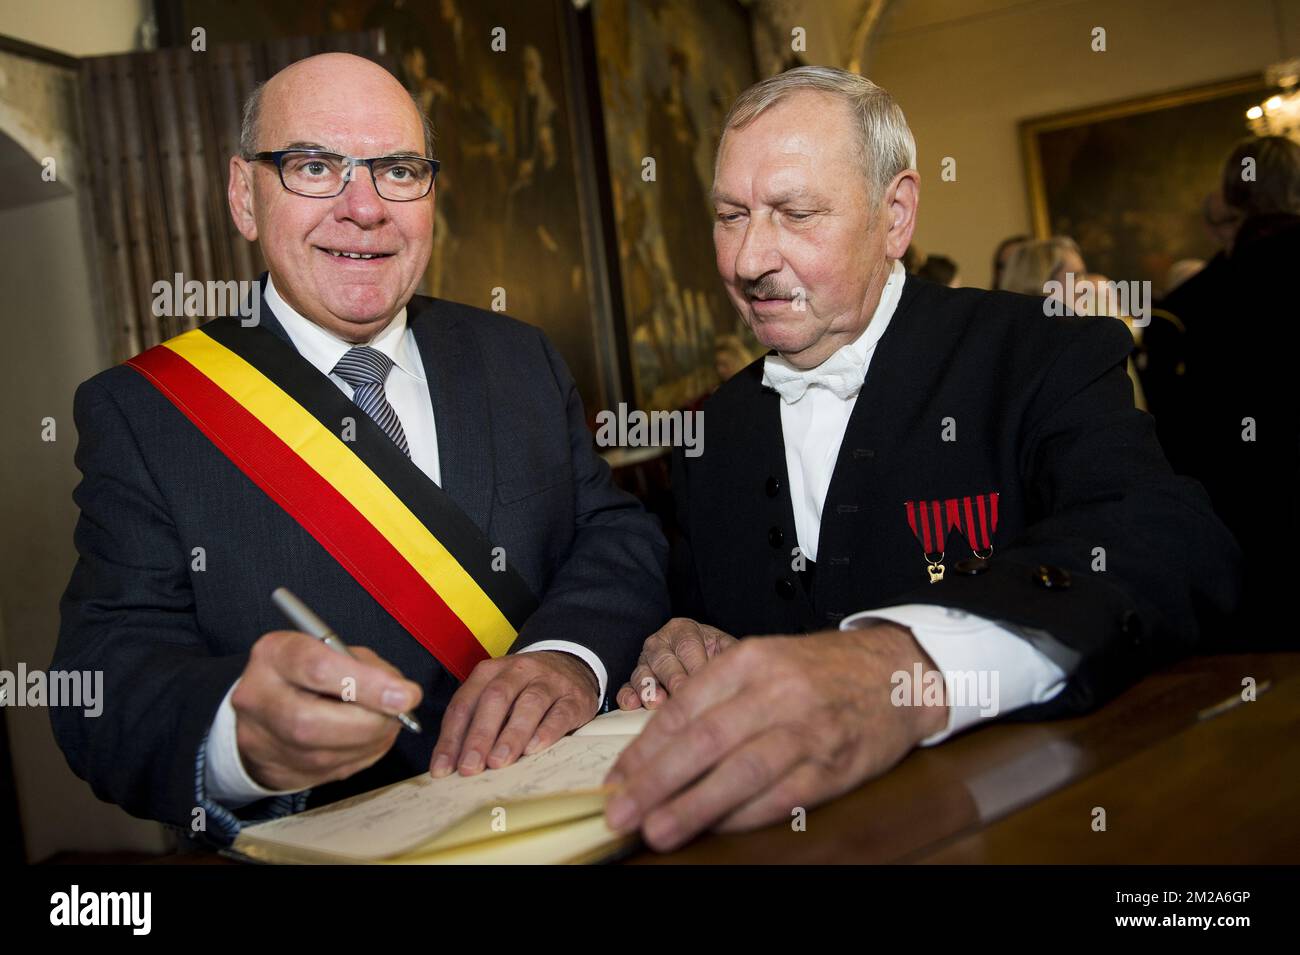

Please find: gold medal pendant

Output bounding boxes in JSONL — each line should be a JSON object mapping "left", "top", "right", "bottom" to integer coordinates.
{"left": 926, "top": 554, "right": 945, "bottom": 583}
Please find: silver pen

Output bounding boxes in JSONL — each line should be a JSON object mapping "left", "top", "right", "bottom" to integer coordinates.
{"left": 271, "top": 587, "right": 423, "bottom": 734}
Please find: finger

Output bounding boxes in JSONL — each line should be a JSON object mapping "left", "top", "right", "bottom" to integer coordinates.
{"left": 638, "top": 728, "right": 805, "bottom": 852}
{"left": 275, "top": 634, "right": 421, "bottom": 717}
{"left": 456, "top": 668, "right": 531, "bottom": 775}
{"left": 245, "top": 681, "right": 396, "bottom": 752}
{"left": 628, "top": 660, "right": 666, "bottom": 709}
{"left": 607, "top": 646, "right": 755, "bottom": 785}
{"left": 615, "top": 683, "right": 643, "bottom": 710}
{"left": 429, "top": 663, "right": 497, "bottom": 777}
{"left": 239, "top": 699, "right": 399, "bottom": 788}
{"left": 525, "top": 697, "right": 588, "bottom": 756}
{"left": 347, "top": 645, "right": 404, "bottom": 679}
{"left": 673, "top": 631, "right": 712, "bottom": 675}
{"left": 645, "top": 640, "right": 692, "bottom": 698}
{"left": 714, "top": 761, "right": 825, "bottom": 834}
{"left": 485, "top": 681, "right": 556, "bottom": 768}
{"left": 604, "top": 677, "right": 772, "bottom": 834}
{"left": 709, "top": 632, "right": 740, "bottom": 656}
{"left": 281, "top": 721, "right": 403, "bottom": 786}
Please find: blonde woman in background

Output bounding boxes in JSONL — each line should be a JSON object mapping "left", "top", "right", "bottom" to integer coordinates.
{"left": 1000, "top": 237, "right": 1147, "bottom": 411}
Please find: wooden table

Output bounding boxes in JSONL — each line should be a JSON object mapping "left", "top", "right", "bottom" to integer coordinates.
{"left": 625, "top": 652, "right": 1300, "bottom": 864}
{"left": 153, "top": 652, "right": 1297, "bottom": 866}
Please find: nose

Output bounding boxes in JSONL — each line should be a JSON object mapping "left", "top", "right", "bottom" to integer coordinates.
{"left": 332, "top": 163, "right": 387, "bottom": 227}
{"left": 734, "top": 214, "right": 782, "bottom": 282}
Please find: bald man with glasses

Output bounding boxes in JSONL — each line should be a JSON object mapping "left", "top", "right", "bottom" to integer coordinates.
{"left": 52, "top": 53, "right": 667, "bottom": 846}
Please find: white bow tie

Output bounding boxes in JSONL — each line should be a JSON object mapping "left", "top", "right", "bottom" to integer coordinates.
{"left": 762, "top": 348, "right": 868, "bottom": 403}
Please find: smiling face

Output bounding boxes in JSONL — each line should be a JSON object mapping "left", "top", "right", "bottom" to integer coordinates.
{"left": 227, "top": 53, "right": 433, "bottom": 342}
{"left": 712, "top": 90, "right": 918, "bottom": 369}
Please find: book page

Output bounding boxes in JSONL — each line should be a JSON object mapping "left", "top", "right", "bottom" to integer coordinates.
{"left": 573, "top": 707, "right": 654, "bottom": 737}
{"left": 398, "top": 812, "right": 637, "bottom": 865}
{"left": 236, "top": 708, "right": 651, "bottom": 862}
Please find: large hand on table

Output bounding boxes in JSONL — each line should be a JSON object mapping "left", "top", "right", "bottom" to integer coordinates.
{"left": 429, "top": 650, "right": 600, "bottom": 778}
{"left": 603, "top": 623, "right": 949, "bottom": 851}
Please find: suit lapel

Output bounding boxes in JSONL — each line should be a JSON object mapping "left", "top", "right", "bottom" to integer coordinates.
{"left": 408, "top": 298, "right": 495, "bottom": 534}
{"left": 815, "top": 276, "right": 924, "bottom": 562}
{"left": 839, "top": 275, "right": 926, "bottom": 448}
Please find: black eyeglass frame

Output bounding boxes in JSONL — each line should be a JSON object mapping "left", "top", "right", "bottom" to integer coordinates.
{"left": 248, "top": 149, "right": 441, "bottom": 201}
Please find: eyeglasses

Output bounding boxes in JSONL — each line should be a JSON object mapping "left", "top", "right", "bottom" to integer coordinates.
{"left": 249, "top": 149, "right": 440, "bottom": 201}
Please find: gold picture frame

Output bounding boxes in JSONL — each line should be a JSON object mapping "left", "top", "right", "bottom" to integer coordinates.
{"left": 1020, "top": 75, "right": 1270, "bottom": 284}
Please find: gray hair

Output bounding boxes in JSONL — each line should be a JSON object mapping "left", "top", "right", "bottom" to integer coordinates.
{"left": 717, "top": 65, "right": 917, "bottom": 198}
{"left": 238, "top": 80, "right": 436, "bottom": 159}
{"left": 999, "top": 236, "right": 1083, "bottom": 296}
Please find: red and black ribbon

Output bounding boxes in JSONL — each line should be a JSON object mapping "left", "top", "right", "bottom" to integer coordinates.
{"left": 906, "top": 492, "right": 1000, "bottom": 557}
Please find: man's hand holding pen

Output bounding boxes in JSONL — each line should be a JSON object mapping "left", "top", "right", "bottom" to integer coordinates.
{"left": 231, "top": 629, "right": 423, "bottom": 792}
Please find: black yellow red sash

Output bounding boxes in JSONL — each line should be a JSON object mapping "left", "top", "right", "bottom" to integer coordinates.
{"left": 126, "top": 318, "right": 537, "bottom": 680}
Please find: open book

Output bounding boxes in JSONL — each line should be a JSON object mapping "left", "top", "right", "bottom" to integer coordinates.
{"left": 229, "top": 707, "right": 652, "bottom": 864}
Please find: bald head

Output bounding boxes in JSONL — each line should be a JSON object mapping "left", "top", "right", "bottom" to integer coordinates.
{"left": 240, "top": 53, "right": 434, "bottom": 160}
{"left": 227, "top": 52, "right": 437, "bottom": 341}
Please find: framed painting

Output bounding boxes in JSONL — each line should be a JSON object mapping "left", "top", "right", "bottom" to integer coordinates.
{"left": 1021, "top": 75, "right": 1270, "bottom": 287}
{"left": 586, "top": 0, "right": 759, "bottom": 412}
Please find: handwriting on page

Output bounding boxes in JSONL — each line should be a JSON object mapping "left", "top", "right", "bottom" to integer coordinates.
{"left": 241, "top": 735, "right": 633, "bottom": 860}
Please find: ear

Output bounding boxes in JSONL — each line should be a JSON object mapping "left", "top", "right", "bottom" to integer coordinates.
{"left": 882, "top": 169, "right": 920, "bottom": 261}
{"left": 228, "top": 156, "right": 259, "bottom": 242}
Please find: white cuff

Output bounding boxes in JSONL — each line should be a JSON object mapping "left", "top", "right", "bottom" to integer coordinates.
{"left": 204, "top": 680, "right": 304, "bottom": 808}
{"left": 840, "top": 604, "right": 1068, "bottom": 746}
{"left": 516, "top": 640, "right": 608, "bottom": 701}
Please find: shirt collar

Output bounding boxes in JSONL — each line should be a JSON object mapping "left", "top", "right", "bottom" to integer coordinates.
{"left": 762, "top": 258, "right": 906, "bottom": 401}
{"left": 264, "top": 276, "right": 424, "bottom": 383}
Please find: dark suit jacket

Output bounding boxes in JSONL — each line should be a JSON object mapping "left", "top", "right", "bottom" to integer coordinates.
{"left": 671, "top": 276, "right": 1241, "bottom": 721}
{"left": 51, "top": 286, "right": 669, "bottom": 843}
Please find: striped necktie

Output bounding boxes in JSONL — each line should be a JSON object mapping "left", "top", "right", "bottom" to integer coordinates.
{"left": 331, "top": 346, "right": 411, "bottom": 457}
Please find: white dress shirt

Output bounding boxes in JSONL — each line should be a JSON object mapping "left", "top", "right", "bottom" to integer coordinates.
{"left": 764, "top": 260, "right": 1067, "bottom": 746}
{"left": 204, "top": 277, "right": 607, "bottom": 808}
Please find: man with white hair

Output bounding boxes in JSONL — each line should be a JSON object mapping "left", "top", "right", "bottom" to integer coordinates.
{"left": 605, "top": 66, "right": 1239, "bottom": 852}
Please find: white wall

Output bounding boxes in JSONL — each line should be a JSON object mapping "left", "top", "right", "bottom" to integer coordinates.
{"left": 864, "top": 0, "right": 1300, "bottom": 286}
{"left": 0, "top": 190, "right": 169, "bottom": 860}
{"left": 0, "top": 2, "right": 159, "bottom": 859}
{"left": 0, "top": 0, "right": 146, "bottom": 56}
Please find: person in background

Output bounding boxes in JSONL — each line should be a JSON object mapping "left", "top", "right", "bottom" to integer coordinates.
{"left": 1152, "top": 135, "right": 1300, "bottom": 650}
{"left": 1141, "top": 189, "right": 1243, "bottom": 424}
{"left": 917, "top": 253, "right": 959, "bottom": 287}
{"left": 990, "top": 233, "right": 1029, "bottom": 289}
{"left": 997, "top": 236, "right": 1085, "bottom": 298}
{"left": 1000, "top": 238, "right": 1147, "bottom": 409}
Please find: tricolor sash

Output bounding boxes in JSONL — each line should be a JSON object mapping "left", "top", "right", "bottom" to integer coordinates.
{"left": 126, "top": 317, "right": 538, "bottom": 680}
